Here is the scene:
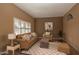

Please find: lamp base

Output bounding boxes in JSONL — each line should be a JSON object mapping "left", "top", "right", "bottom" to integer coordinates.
{"left": 11, "top": 40, "right": 14, "bottom": 46}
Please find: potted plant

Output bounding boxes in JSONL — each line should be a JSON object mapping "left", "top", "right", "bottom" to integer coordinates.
{"left": 58, "top": 30, "right": 64, "bottom": 42}
{"left": 58, "top": 30, "right": 63, "bottom": 37}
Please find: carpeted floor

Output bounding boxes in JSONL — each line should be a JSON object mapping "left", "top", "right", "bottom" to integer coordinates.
{"left": 21, "top": 40, "right": 66, "bottom": 55}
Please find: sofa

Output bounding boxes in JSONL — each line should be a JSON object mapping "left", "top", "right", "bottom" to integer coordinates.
{"left": 16, "top": 32, "right": 38, "bottom": 50}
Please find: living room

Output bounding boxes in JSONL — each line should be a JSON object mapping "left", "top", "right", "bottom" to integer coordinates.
{"left": 0, "top": 3, "right": 79, "bottom": 55}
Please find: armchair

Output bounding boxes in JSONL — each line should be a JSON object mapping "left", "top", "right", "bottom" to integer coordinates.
{"left": 43, "top": 32, "right": 52, "bottom": 41}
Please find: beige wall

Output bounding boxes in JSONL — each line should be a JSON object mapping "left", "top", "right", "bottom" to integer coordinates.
{"left": 0, "top": 3, "right": 78, "bottom": 52}
{"left": 0, "top": 3, "right": 34, "bottom": 51}
{"left": 63, "top": 4, "right": 79, "bottom": 51}
{"left": 35, "top": 17, "right": 63, "bottom": 37}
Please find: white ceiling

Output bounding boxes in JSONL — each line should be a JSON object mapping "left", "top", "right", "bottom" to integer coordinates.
{"left": 15, "top": 3, "right": 75, "bottom": 18}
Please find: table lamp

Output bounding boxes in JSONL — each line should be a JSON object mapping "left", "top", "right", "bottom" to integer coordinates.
{"left": 8, "top": 33, "right": 16, "bottom": 46}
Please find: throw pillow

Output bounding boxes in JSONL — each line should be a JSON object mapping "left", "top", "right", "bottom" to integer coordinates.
{"left": 31, "top": 32, "right": 37, "bottom": 37}
{"left": 22, "top": 34, "right": 31, "bottom": 40}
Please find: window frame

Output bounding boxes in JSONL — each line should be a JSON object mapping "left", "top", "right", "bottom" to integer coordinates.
{"left": 14, "top": 17, "right": 31, "bottom": 35}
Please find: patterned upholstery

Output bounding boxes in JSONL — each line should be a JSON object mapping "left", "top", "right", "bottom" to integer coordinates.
{"left": 16, "top": 33, "right": 38, "bottom": 49}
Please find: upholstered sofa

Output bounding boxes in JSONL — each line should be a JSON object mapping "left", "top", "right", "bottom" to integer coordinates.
{"left": 16, "top": 32, "right": 38, "bottom": 50}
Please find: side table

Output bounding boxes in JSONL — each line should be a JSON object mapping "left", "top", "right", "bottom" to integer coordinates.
{"left": 6, "top": 44, "right": 20, "bottom": 55}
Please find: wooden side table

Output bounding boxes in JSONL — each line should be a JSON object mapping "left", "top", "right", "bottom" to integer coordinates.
{"left": 6, "top": 44, "right": 20, "bottom": 55}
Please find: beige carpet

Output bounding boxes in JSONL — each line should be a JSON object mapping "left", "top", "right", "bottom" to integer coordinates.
{"left": 21, "top": 40, "right": 66, "bottom": 55}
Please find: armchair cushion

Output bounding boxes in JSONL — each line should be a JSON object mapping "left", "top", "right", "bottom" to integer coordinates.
{"left": 43, "top": 32, "right": 51, "bottom": 36}
{"left": 45, "top": 32, "right": 50, "bottom": 35}
{"left": 31, "top": 32, "right": 37, "bottom": 37}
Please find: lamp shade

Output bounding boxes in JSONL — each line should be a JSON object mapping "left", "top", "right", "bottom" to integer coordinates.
{"left": 8, "top": 33, "right": 16, "bottom": 40}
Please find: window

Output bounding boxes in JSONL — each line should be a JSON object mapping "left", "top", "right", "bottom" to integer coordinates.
{"left": 14, "top": 17, "right": 31, "bottom": 35}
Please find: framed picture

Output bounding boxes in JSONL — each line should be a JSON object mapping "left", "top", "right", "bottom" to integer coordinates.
{"left": 45, "top": 22, "right": 53, "bottom": 31}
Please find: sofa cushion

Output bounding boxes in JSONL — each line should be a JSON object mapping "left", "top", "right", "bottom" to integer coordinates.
{"left": 22, "top": 34, "right": 31, "bottom": 40}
